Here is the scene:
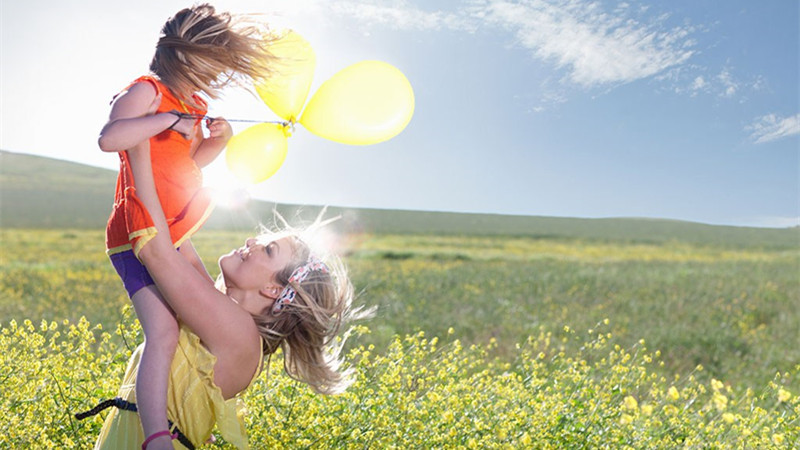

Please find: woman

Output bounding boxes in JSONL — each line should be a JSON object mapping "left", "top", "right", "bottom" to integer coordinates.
{"left": 98, "top": 4, "right": 275, "bottom": 445}
{"left": 84, "top": 215, "right": 363, "bottom": 449}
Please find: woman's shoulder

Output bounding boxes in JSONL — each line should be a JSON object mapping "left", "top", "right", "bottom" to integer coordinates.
{"left": 196, "top": 318, "right": 264, "bottom": 399}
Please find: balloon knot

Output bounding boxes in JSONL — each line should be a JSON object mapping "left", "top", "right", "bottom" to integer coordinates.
{"left": 282, "top": 122, "right": 294, "bottom": 138}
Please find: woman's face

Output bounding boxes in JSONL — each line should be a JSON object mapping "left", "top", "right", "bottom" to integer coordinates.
{"left": 219, "top": 236, "right": 296, "bottom": 293}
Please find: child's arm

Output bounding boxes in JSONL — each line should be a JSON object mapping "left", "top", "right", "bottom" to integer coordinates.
{"left": 190, "top": 117, "right": 233, "bottom": 168}
{"left": 98, "top": 82, "right": 196, "bottom": 153}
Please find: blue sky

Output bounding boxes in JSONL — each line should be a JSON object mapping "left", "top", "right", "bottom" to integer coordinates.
{"left": 2, "top": 0, "right": 798, "bottom": 227}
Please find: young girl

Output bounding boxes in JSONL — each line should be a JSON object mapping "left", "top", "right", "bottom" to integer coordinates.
{"left": 98, "top": 5, "right": 274, "bottom": 448}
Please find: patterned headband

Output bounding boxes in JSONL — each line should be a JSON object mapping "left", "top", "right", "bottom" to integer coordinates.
{"left": 272, "top": 255, "right": 329, "bottom": 314}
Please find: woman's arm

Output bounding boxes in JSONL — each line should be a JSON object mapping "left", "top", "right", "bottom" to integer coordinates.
{"left": 107, "top": 81, "right": 231, "bottom": 333}
{"left": 137, "top": 221, "right": 262, "bottom": 398}
{"left": 178, "top": 239, "right": 215, "bottom": 286}
{"left": 127, "top": 140, "right": 171, "bottom": 237}
{"left": 138, "top": 229, "right": 261, "bottom": 397}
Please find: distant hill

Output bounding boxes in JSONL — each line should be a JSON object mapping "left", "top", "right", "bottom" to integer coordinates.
{"left": 1, "top": 150, "right": 797, "bottom": 249}
{"left": 0, "top": 151, "right": 118, "bottom": 228}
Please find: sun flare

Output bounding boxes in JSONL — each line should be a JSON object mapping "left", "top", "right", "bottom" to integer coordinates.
{"left": 203, "top": 162, "right": 252, "bottom": 210}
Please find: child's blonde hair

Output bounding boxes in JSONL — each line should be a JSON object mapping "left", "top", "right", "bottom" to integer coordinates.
{"left": 248, "top": 214, "right": 371, "bottom": 395}
{"left": 150, "top": 3, "right": 275, "bottom": 102}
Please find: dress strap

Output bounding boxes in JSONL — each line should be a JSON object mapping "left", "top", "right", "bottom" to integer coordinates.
{"left": 75, "top": 397, "right": 196, "bottom": 450}
{"left": 74, "top": 396, "right": 137, "bottom": 419}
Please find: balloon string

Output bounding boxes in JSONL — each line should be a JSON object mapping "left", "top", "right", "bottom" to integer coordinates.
{"left": 178, "top": 113, "right": 289, "bottom": 126}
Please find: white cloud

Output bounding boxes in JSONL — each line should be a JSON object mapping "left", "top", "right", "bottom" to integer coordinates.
{"left": 691, "top": 76, "right": 706, "bottom": 90}
{"left": 323, "top": 0, "right": 695, "bottom": 88}
{"left": 746, "top": 113, "right": 800, "bottom": 144}
{"left": 468, "top": 0, "right": 694, "bottom": 87}
{"left": 717, "top": 68, "right": 738, "bottom": 98}
{"left": 689, "top": 75, "right": 707, "bottom": 96}
{"left": 664, "top": 65, "right": 763, "bottom": 100}
{"left": 329, "top": 1, "right": 469, "bottom": 31}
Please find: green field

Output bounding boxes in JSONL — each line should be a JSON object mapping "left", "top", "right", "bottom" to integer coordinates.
{"left": 2, "top": 227, "right": 799, "bottom": 448}
{"left": 1, "top": 151, "right": 799, "bottom": 447}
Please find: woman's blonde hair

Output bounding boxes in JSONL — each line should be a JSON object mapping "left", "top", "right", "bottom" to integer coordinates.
{"left": 150, "top": 4, "right": 275, "bottom": 102}
{"left": 248, "top": 214, "right": 372, "bottom": 395}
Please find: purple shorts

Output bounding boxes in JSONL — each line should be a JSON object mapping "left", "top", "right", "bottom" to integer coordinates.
{"left": 110, "top": 250, "right": 155, "bottom": 298}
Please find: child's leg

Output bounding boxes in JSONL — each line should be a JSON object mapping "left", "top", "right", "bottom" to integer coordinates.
{"left": 131, "top": 285, "right": 178, "bottom": 450}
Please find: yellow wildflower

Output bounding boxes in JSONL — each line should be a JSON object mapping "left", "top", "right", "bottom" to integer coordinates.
{"left": 722, "top": 413, "right": 735, "bottom": 424}
{"left": 667, "top": 386, "right": 680, "bottom": 401}
{"left": 777, "top": 388, "right": 791, "bottom": 403}
{"left": 443, "top": 410, "right": 454, "bottom": 423}
{"left": 713, "top": 392, "right": 728, "bottom": 411}
{"left": 623, "top": 395, "right": 639, "bottom": 411}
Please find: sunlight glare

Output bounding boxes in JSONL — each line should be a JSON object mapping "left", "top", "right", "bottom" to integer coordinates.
{"left": 203, "top": 162, "right": 252, "bottom": 210}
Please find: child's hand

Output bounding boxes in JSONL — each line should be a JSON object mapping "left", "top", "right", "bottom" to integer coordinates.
{"left": 166, "top": 110, "right": 199, "bottom": 140}
{"left": 205, "top": 117, "right": 233, "bottom": 142}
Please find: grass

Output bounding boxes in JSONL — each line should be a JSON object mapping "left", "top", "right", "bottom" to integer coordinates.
{"left": 1, "top": 227, "right": 798, "bottom": 447}
{"left": 3, "top": 144, "right": 799, "bottom": 448}
{"left": 1, "top": 227, "right": 798, "bottom": 393}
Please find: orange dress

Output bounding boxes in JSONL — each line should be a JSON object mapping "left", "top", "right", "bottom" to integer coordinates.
{"left": 105, "top": 76, "right": 215, "bottom": 257}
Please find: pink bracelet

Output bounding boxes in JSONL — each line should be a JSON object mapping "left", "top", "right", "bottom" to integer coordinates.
{"left": 142, "top": 429, "right": 176, "bottom": 449}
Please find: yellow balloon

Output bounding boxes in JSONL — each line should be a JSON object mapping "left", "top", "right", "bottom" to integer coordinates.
{"left": 225, "top": 123, "right": 288, "bottom": 184}
{"left": 255, "top": 30, "right": 316, "bottom": 122}
{"left": 300, "top": 60, "right": 414, "bottom": 145}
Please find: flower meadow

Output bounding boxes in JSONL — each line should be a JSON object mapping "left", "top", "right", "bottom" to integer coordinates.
{"left": 1, "top": 228, "right": 798, "bottom": 448}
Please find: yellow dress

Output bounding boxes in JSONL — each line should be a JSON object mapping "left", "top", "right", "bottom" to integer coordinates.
{"left": 94, "top": 325, "right": 263, "bottom": 449}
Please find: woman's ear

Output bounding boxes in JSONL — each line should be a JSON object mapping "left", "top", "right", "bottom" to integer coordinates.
{"left": 259, "top": 284, "right": 283, "bottom": 300}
